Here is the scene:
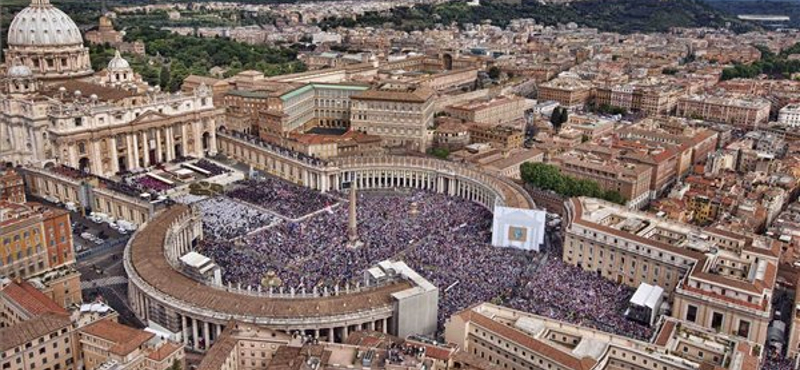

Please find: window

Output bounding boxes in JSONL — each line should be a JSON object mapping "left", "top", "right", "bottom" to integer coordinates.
{"left": 738, "top": 320, "right": 750, "bottom": 338}
{"left": 686, "top": 305, "right": 697, "bottom": 322}
{"left": 711, "top": 312, "right": 724, "bottom": 331}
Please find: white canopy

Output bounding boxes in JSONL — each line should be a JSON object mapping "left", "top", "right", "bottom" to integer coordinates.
{"left": 630, "top": 283, "right": 664, "bottom": 309}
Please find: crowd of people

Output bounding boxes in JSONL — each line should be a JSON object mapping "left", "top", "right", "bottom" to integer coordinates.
{"left": 192, "top": 197, "right": 279, "bottom": 240}
{"left": 136, "top": 175, "right": 173, "bottom": 192}
{"left": 226, "top": 130, "right": 326, "bottom": 167}
{"left": 194, "top": 159, "right": 230, "bottom": 176}
{"left": 225, "top": 177, "right": 336, "bottom": 219}
{"left": 193, "top": 178, "right": 653, "bottom": 339}
{"left": 197, "top": 189, "right": 527, "bottom": 326}
{"left": 763, "top": 355, "right": 795, "bottom": 370}
{"left": 504, "top": 255, "right": 653, "bottom": 340}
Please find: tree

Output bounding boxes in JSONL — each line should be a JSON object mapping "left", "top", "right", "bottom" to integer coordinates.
{"left": 167, "top": 61, "right": 189, "bottom": 93}
{"left": 603, "top": 190, "right": 626, "bottom": 205}
{"left": 520, "top": 162, "right": 627, "bottom": 205}
{"left": 662, "top": 67, "right": 679, "bottom": 75}
{"left": 428, "top": 147, "right": 450, "bottom": 160}
{"left": 159, "top": 65, "right": 171, "bottom": 90}
{"left": 487, "top": 66, "right": 501, "bottom": 79}
{"left": 168, "top": 359, "right": 182, "bottom": 370}
{"left": 549, "top": 108, "right": 562, "bottom": 130}
{"left": 550, "top": 107, "right": 567, "bottom": 132}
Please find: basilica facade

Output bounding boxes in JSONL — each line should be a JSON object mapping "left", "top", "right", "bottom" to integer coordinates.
{"left": 1, "top": 0, "right": 222, "bottom": 177}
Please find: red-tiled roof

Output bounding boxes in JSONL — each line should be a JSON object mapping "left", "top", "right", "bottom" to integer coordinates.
{"left": 147, "top": 342, "right": 181, "bottom": 361}
{"left": 80, "top": 319, "right": 155, "bottom": 356}
{"left": 2, "top": 281, "right": 68, "bottom": 317}
{"left": 0, "top": 313, "right": 71, "bottom": 351}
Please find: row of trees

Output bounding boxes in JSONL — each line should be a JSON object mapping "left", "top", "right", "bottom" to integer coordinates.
{"left": 596, "top": 103, "right": 628, "bottom": 116}
{"left": 520, "top": 162, "right": 627, "bottom": 205}
{"left": 114, "top": 8, "right": 275, "bottom": 30}
{"left": 721, "top": 43, "right": 800, "bottom": 81}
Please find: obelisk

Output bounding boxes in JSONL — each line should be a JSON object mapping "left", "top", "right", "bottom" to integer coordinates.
{"left": 347, "top": 183, "right": 363, "bottom": 248}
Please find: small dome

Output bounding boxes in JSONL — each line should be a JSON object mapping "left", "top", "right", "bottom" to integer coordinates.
{"left": 7, "top": 59, "right": 33, "bottom": 78}
{"left": 7, "top": 0, "right": 84, "bottom": 47}
{"left": 107, "top": 50, "right": 130, "bottom": 71}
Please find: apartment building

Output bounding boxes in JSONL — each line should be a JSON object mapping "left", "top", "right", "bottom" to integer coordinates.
{"left": 0, "top": 201, "right": 81, "bottom": 308}
{"left": 467, "top": 124, "right": 524, "bottom": 150}
{"left": 197, "top": 321, "right": 489, "bottom": 370}
{"left": 433, "top": 118, "right": 471, "bottom": 150}
{"left": 257, "top": 83, "right": 371, "bottom": 142}
{"left": 778, "top": 103, "right": 800, "bottom": 127}
{"left": 563, "top": 114, "right": 615, "bottom": 141}
{"left": 445, "top": 303, "right": 760, "bottom": 370}
{"left": 565, "top": 197, "right": 780, "bottom": 345}
{"left": 629, "top": 119, "right": 720, "bottom": 165}
{"left": 1, "top": 202, "right": 59, "bottom": 279}
{"left": 445, "top": 96, "right": 529, "bottom": 126}
{"left": 450, "top": 147, "right": 544, "bottom": 180}
{"left": 594, "top": 83, "right": 684, "bottom": 116}
{"left": 676, "top": 95, "right": 771, "bottom": 128}
{"left": 552, "top": 152, "right": 652, "bottom": 209}
{"left": 223, "top": 89, "right": 286, "bottom": 135}
{"left": 0, "top": 280, "right": 76, "bottom": 370}
{"left": 350, "top": 83, "right": 435, "bottom": 152}
{"left": 77, "top": 319, "right": 184, "bottom": 370}
{"left": 0, "top": 168, "right": 25, "bottom": 204}
{"left": 537, "top": 77, "right": 593, "bottom": 110}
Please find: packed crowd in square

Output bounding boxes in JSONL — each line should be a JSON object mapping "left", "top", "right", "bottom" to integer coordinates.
{"left": 194, "top": 178, "right": 652, "bottom": 339}
{"left": 225, "top": 177, "right": 336, "bottom": 219}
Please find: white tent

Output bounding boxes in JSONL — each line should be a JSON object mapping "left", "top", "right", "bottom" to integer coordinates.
{"left": 491, "top": 206, "right": 546, "bottom": 251}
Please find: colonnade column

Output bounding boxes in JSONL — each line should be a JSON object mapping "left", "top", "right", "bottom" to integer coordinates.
{"left": 166, "top": 126, "right": 175, "bottom": 161}
{"left": 192, "top": 318, "right": 199, "bottom": 350}
{"left": 203, "top": 321, "right": 211, "bottom": 349}
{"left": 155, "top": 129, "right": 163, "bottom": 163}
{"left": 109, "top": 137, "right": 119, "bottom": 175}
{"left": 141, "top": 131, "right": 150, "bottom": 166}
{"left": 92, "top": 141, "right": 102, "bottom": 174}
{"left": 132, "top": 133, "right": 140, "bottom": 169}
{"left": 182, "top": 315, "right": 189, "bottom": 346}
{"left": 209, "top": 130, "right": 218, "bottom": 155}
{"left": 193, "top": 122, "right": 202, "bottom": 155}
{"left": 181, "top": 123, "right": 189, "bottom": 158}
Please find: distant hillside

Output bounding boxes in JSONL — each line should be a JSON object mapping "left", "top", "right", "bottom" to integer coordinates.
{"left": 320, "top": 0, "right": 758, "bottom": 34}
{"left": 703, "top": 0, "right": 800, "bottom": 28}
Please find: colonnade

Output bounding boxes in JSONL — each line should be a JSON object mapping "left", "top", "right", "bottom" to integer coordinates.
{"left": 216, "top": 131, "right": 519, "bottom": 211}
{"left": 341, "top": 168, "right": 497, "bottom": 210}
{"left": 128, "top": 280, "right": 395, "bottom": 352}
{"left": 126, "top": 206, "right": 398, "bottom": 353}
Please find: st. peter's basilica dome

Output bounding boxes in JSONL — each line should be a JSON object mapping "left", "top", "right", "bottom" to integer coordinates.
{"left": 7, "top": 0, "right": 84, "bottom": 47}
{"left": 4, "top": 0, "right": 93, "bottom": 80}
